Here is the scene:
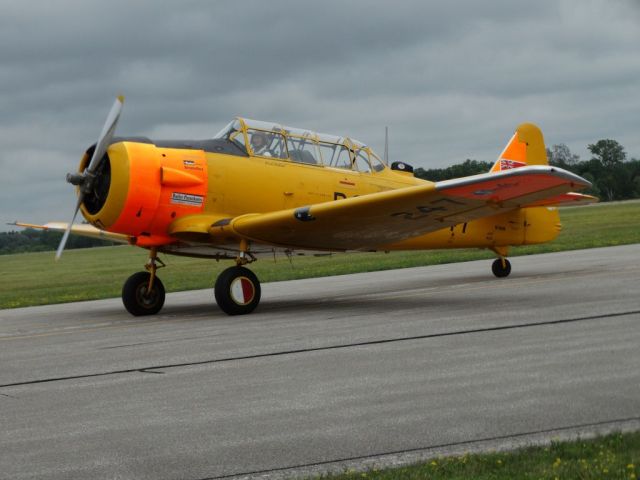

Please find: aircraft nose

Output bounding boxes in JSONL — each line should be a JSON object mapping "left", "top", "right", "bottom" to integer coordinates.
{"left": 78, "top": 142, "right": 131, "bottom": 229}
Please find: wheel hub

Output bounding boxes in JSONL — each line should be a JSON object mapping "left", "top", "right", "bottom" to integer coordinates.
{"left": 230, "top": 276, "right": 255, "bottom": 305}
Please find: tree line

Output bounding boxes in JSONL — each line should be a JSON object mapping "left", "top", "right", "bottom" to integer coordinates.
{"left": 415, "top": 139, "right": 640, "bottom": 201}
{"left": 0, "top": 228, "right": 116, "bottom": 255}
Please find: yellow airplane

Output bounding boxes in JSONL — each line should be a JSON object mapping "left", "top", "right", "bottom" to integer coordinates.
{"left": 18, "top": 97, "right": 596, "bottom": 315}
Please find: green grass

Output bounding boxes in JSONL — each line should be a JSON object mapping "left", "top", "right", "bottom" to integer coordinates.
{"left": 1, "top": 201, "right": 639, "bottom": 309}
{"left": 320, "top": 431, "right": 640, "bottom": 480}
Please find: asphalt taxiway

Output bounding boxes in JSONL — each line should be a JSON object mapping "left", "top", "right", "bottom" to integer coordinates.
{"left": 1, "top": 244, "right": 639, "bottom": 479}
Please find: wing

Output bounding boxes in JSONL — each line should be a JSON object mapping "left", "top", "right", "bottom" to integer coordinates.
{"left": 12, "top": 222, "right": 132, "bottom": 244}
{"left": 211, "top": 165, "right": 591, "bottom": 251}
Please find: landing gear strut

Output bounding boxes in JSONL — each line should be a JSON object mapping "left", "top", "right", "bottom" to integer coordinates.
{"left": 491, "top": 246, "right": 511, "bottom": 278}
{"left": 122, "top": 248, "right": 166, "bottom": 316}
{"left": 214, "top": 239, "right": 261, "bottom": 315}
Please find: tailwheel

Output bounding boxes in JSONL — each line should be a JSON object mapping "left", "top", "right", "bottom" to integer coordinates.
{"left": 491, "top": 258, "right": 512, "bottom": 278}
{"left": 122, "top": 271, "right": 166, "bottom": 316}
{"left": 214, "top": 266, "right": 261, "bottom": 315}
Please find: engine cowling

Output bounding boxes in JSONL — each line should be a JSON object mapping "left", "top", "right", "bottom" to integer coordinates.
{"left": 78, "top": 141, "right": 208, "bottom": 245}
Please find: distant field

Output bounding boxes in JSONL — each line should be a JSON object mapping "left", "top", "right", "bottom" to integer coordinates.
{"left": 1, "top": 201, "right": 639, "bottom": 309}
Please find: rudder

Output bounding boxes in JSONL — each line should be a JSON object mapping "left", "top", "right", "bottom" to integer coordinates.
{"left": 490, "top": 123, "right": 548, "bottom": 172}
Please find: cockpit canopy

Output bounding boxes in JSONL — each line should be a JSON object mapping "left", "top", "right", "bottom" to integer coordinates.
{"left": 213, "top": 118, "right": 386, "bottom": 173}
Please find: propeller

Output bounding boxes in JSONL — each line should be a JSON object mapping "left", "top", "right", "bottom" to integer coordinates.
{"left": 55, "top": 95, "right": 124, "bottom": 260}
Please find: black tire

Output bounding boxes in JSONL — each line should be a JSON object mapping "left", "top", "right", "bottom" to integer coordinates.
{"left": 214, "top": 266, "right": 261, "bottom": 315}
{"left": 122, "top": 271, "right": 165, "bottom": 316}
{"left": 491, "top": 258, "right": 511, "bottom": 278}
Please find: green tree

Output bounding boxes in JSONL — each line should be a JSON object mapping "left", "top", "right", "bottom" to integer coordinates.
{"left": 546, "top": 144, "right": 580, "bottom": 170}
{"left": 414, "top": 159, "right": 492, "bottom": 181}
{"left": 584, "top": 139, "right": 630, "bottom": 201}
{"left": 588, "top": 139, "right": 626, "bottom": 168}
{"left": 0, "top": 229, "right": 116, "bottom": 255}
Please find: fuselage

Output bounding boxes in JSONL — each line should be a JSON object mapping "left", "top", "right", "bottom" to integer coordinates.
{"left": 76, "top": 120, "right": 561, "bottom": 258}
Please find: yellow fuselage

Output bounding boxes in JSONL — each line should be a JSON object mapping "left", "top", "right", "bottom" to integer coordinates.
{"left": 82, "top": 142, "right": 561, "bottom": 254}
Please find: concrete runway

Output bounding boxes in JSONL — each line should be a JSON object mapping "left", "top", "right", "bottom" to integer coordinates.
{"left": 1, "top": 244, "right": 639, "bottom": 479}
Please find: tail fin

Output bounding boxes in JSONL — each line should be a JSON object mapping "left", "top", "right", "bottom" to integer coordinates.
{"left": 490, "top": 123, "right": 548, "bottom": 173}
{"left": 491, "top": 123, "right": 599, "bottom": 207}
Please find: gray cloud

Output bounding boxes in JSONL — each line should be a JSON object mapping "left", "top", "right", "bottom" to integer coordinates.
{"left": 1, "top": 0, "right": 639, "bottom": 230}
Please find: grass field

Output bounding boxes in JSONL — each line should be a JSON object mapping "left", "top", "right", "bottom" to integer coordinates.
{"left": 319, "top": 431, "right": 640, "bottom": 480}
{"left": 1, "top": 201, "right": 639, "bottom": 309}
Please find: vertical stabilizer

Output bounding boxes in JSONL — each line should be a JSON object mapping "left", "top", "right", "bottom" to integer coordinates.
{"left": 490, "top": 123, "right": 548, "bottom": 172}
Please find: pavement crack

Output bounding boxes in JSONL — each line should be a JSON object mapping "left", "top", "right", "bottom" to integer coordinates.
{"left": 1, "top": 309, "right": 638, "bottom": 389}
{"left": 99, "top": 334, "right": 222, "bottom": 350}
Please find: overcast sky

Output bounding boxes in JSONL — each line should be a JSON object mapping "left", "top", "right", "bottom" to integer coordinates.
{"left": 1, "top": 0, "right": 639, "bottom": 230}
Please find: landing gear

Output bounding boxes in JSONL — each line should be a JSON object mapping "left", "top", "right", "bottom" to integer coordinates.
{"left": 214, "top": 266, "right": 261, "bottom": 315}
{"left": 122, "top": 272, "right": 166, "bottom": 315}
{"left": 213, "top": 239, "right": 261, "bottom": 315}
{"left": 122, "top": 248, "right": 166, "bottom": 316}
{"left": 119, "top": 241, "right": 263, "bottom": 316}
{"left": 491, "top": 258, "right": 511, "bottom": 278}
{"left": 491, "top": 246, "right": 511, "bottom": 278}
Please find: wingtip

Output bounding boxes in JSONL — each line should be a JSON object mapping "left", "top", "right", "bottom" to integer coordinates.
{"left": 9, "top": 221, "right": 39, "bottom": 229}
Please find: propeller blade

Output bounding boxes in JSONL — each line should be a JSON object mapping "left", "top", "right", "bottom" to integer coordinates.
{"left": 57, "top": 95, "right": 124, "bottom": 260}
{"left": 85, "top": 95, "right": 124, "bottom": 175}
{"left": 55, "top": 195, "right": 83, "bottom": 260}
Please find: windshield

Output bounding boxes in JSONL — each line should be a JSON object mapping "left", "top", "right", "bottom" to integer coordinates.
{"left": 213, "top": 119, "right": 247, "bottom": 150}
{"left": 213, "top": 120, "right": 237, "bottom": 139}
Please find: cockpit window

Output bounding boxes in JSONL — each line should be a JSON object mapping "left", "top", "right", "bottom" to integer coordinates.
{"left": 217, "top": 117, "right": 386, "bottom": 172}
{"left": 369, "top": 151, "right": 386, "bottom": 172}
{"left": 247, "top": 129, "right": 287, "bottom": 159}
{"left": 286, "top": 135, "right": 321, "bottom": 165}
{"left": 332, "top": 145, "right": 353, "bottom": 169}
{"left": 317, "top": 142, "right": 352, "bottom": 169}
{"left": 317, "top": 142, "right": 338, "bottom": 166}
{"left": 353, "top": 149, "right": 372, "bottom": 173}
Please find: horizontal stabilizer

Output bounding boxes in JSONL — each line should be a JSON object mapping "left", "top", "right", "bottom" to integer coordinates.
{"left": 524, "top": 192, "right": 599, "bottom": 207}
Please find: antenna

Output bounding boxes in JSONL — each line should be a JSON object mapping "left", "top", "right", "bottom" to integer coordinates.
{"left": 384, "top": 126, "right": 389, "bottom": 165}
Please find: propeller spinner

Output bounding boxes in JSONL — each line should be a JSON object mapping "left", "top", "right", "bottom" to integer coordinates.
{"left": 55, "top": 96, "right": 124, "bottom": 260}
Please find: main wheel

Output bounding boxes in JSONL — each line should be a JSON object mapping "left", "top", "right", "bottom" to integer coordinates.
{"left": 491, "top": 258, "right": 511, "bottom": 278}
{"left": 214, "top": 266, "right": 261, "bottom": 315}
{"left": 122, "top": 271, "right": 166, "bottom": 316}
